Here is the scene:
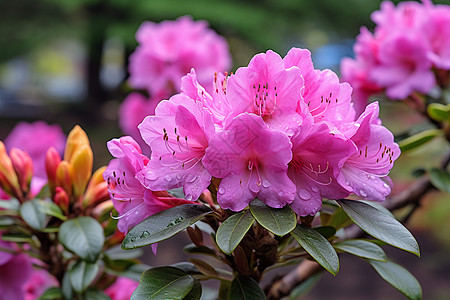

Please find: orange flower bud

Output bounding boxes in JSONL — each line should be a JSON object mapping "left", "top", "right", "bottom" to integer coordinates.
{"left": 55, "top": 161, "right": 73, "bottom": 197}
{"left": 71, "top": 144, "right": 93, "bottom": 198}
{"left": 0, "top": 141, "right": 22, "bottom": 199}
{"left": 64, "top": 125, "right": 90, "bottom": 162}
{"left": 83, "top": 167, "right": 109, "bottom": 207}
{"left": 9, "top": 148, "right": 33, "bottom": 195}
{"left": 45, "top": 147, "right": 61, "bottom": 194}
{"left": 54, "top": 186, "right": 69, "bottom": 214}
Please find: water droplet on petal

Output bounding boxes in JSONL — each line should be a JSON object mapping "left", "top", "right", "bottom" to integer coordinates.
{"left": 185, "top": 194, "right": 193, "bottom": 201}
{"left": 286, "top": 128, "right": 295, "bottom": 136}
{"left": 299, "top": 189, "right": 311, "bottom": 200}
{"left": 359, "top": 190, "right": 368, "bottom": 197}
{"left": 218, "top": 187, "right": 225, "bottom": 194}
{"left": 345, "top": 180, "right": 350, "bottom": 186}
{"left": 164, "top": 175, "right": 172, "bottom": 182}
{"left": 262, "top": 180, "right": 271, "bottom": 188}
{"left": 147, "top": 171, "right": 157, "bottom": 180}
{"left": 311, "top": 186, "right": 319, "bottom": 192}
{"left": 278, "top": 191, "right": 284, "bottom": 197}
{"left": 176, "top": 174, "right": 182, "bottom": 180}
{"left": 187, "top": 176, "right": 197, "bottom": 183}
{"left": 383, "top": 183, "right": 390, "bottom": 189}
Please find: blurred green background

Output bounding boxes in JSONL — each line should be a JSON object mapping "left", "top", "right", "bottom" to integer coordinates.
{"left": 1, "top": 0, "right": 450, "bottom": 299}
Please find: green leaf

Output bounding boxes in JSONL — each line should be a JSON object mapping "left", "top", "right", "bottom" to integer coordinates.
{"left": 0, "top": 198, "right": 20, "bottom": 210}
{"left": 62, "top": 272, "right": 73, "bottom": 300}
{"left": 36, "top": 200, "right": 67, "bottom": 220}
{"left": 368, "top": 259, "right": 422, "bottom": 300}
{"left": 122, "top": 204, "right": 212, "bottom": 250}
{"left": 228, "top": 275, "right": 266, "bottom": 300}
{"left": 37, "top": 287, "right": 62, "bottom": 300}
{"left": 325, "top": 207, "right": 353, "bottom": 230}
{"left": 189, "top": 258, "right": 218, "bottom": 278}
{"left": 249, "top": 199, "right": 296, "bottom": 236}
{"left": 290, "top": 225, "right": 339, "bottom": 275}
{"left": 398, "top": 129, "right": 441, "bottom": 152}
{"left": 20, "top": 199, "right": 48, "bottom": 230}
{"left": 84, "top": 288, "right": 112, "bottom": 300}
{"left": 338, "top": 199, "right": 420, "bottom": 256}
{"left": 216, "top": 211, "right": 255, "bottom": 255}
{"left": 288, "top": 273, "right": 321, "bottom": 300}
{"left": 313, "top": 226, "right": 336, "bottom": 239}
{"left": 58, "top": 216, "right": 105, "bottom": 262}
{"left": 429, "top": 168, "right": 450, "bottom": 193}
{"left": 184, "top": 244, "right": 216, "bottom": 256}
{"left": 69, "top": 260, "right": 100, "bottom": 293}
{"left": 427, "top": 103, "right": 450, "bottom": 122}
{"left": 334, "top": 239, "right": 386, "bottom": 261}
{"left": 131, "top": 266, "right": 197, "bottom": 300}
{"left": 35, "top": 183, "right": 51, "bottom": 199}
{"left": 167, "top": 188, "right": 186, "bottom": 199}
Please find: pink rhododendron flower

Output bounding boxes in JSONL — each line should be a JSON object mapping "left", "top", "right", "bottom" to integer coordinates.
{"left": 138, "top": 93, "right": 215, "bottom": 201}
{"left": 203, "top": 113, "right": 296, "bottom": 211}
{"left": 104, "top": 136, "right": 193, "bottom": 254}
{"left": 287, "top": 120, "right": 355, "bottom": 216}
{"left": 105, "top": 277, "right": 138, "bottom": 300}
{"left": 226, "top": 50, "right": 304, "bottom": 133}
{"left": 128, "top": 16, "right": 231, "bottom": 97}
{"left": 0, "top": 237, "right": 33, "bottom": 300}
{"left": 119, "top": 93, "right": 159, "bottom": 154}
{"left": 341, "top": 0, "right": 449, "bottom": 103}
{"left": 132, "top": 46, "right": 400, "bottom": 216}
{"left": 23, "top": 269, "right": 58, "bottom": 300}
{"left": 339, "top": 102, "right": 400, "bottom": 201}
{"left": 5, "top": 121, "right": 65, "bottom": 178}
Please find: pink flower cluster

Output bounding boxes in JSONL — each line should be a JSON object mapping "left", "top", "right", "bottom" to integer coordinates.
{"left": 128, "top": 47, "right": 401, "bottom": 217}
{"left": 341, "top": 0, "right": 450, "bottom": 110}
{"left": 120, "top": 16, "right": 231, "bottom": 151}
{"left": 103, "top": 136, "right": 194, "bottom": 253}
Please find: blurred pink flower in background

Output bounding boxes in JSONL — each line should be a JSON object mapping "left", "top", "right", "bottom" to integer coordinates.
{"left": 128, "top": 16, "right": 231, "bottom": 97}
{"left": 23, "top": 269, "right": 58, "bottom": 300}
{"left": 105, "top": 277, "right": 138, "bottom": 300}
{"left": 0, "top": 236, "right": 33, "bottom": 300}
{"left": 119, "top": 93, "right": 159, "bottom": 154}
{"left": 341, "top": 0, "right": 450, "bottom": 108}
{"left": 5, "top": 121, "right": 65, "bottom": 178}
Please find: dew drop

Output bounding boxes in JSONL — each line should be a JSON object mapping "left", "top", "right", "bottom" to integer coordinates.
{"left": 130, "top": 237, "right": 136, "bottom": 242}
{"left": 345, "top": 180, "right": 350, "bottom": 186}
{"left": 299, "top": 189, "right": 311, "bottom": 200}
{"left": 262, "top": 180, "right": 271, "bottom": 188}
{"left": 164, "top": 175, "right": 172, "bottom": 182}
{"left": 286, "top": 128, "right": 295, "bottom": 136}
{"left": 311, "top": 186, "right": 319, "bottom": 192}
{"left": 187, "top": 176, "right": 197, "bottom": 183}
{"left": 383, "top": 183, "right": 390, "bottom": 189}
{"left": 140, "top": 231, "right": 150, "bottom": 239}
{"left": 278, "top": 191, "right": 284, "bottom": 197}
{"left": 185, "top": 194, "right": 193, "bottom": 201}
{"left": 176, "top": 174, "right": 182, "bottom": 180}
{"left": 359, "top": 190, "right": 368, "bottom": 197}
{"left": 147, "top": 171, "right": 158, "bottom": 180}
{"left": 218, "top": 187, "right": 225, "bottom": 194}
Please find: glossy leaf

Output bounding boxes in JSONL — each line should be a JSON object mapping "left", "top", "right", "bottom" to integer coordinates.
{"left": 325, "top": 207, "right": 352, "bottom": 230}
{"left": 290, "top": 225, "right": 339, "bottom": 275}
{"left": 62, "top": 272, "right": 73, "bottom": 300}
{"left": 184, "top": 244, "right": 216, "bottom": 256}
{"left": 58, "top": 217, "right": 104, "bottom": 262}
{"left": 427, "top": 103, "right": 450, "bottom": 122}
{"left": 228, "top": 275, "right": 266, "bottom": 300}
{"left": 131, "top": 266, "right": 198, "bottom": 300}
{"left": 216, "top": 211, "right": 255, "bottom": 255}
{"left": 35, "top": 183, "right": 51, "bottom": 199}
{"left": 69, "top": 260, "right": 100, "bottom": 293}
{"left": 84, "top": 288, "right": 112, "bottom": 300}
{"left": 314, "top": 226, "right": 336, "bottom": 239}
{"left": 429, "top": 168, "right": 450, "bottom": 193}
{"left": 0, "top": 198, "right": 19, "bottom": 210}
{"left": 338, "top": 199, "right": 420, "bottom": 256}
{"left": 368, "top": 259, "right": 422, "bottom": 300}
{"left": 36, "top": 200, "right": 67, "bottom": 220}
{"left": 334, "top": 239, "right": 386, "bottom": 261}
{"left": 122, "top": 204, "right": 212, "bottom": 250}
{"left": 249, "top": 199, "right": 296, "bottom": 236}
{"left": 20, "top": 199, "right": 47, "bottom": 230}
{"left": 37, "top": 287, "right": 62, "bottom": 300}
{"left": 398, "top": 129, "right": 440, "bottom": 152}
